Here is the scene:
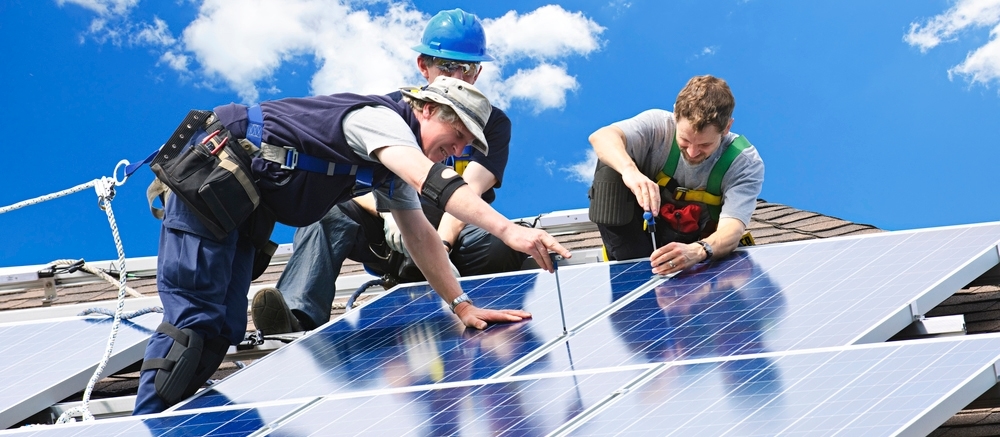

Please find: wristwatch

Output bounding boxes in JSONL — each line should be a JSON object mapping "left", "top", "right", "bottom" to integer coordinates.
{"left": 449, "top": 292, "right": 473, "bottom": 313}
{"left": 695, "top": 240, "right": 714, "bottom": 263}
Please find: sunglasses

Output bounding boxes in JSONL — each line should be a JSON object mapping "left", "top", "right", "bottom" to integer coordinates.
{"left": 432, "top": 57, "right": 480, "bottom": 76}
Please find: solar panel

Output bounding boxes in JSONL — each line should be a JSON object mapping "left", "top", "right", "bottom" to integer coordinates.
{"left": 4, "top": 400, "right": 303, "bottom": 436}
{"left": 0, "top": 313, "right": 161, "bottom": 429}
{"left": 178, "top": 261, "right": 655, "bottom": 410}
{"left": 509, "top": 223, "right": 1000, "bottom": 376}
{"left": 265, "top": 367, "right": 645, "bottom": 436}
{"left": 563, "top": 334, "right": 1000, "bottom": 436}
{"left": 14, "top": 335, "right": 1000, "bottom": 436}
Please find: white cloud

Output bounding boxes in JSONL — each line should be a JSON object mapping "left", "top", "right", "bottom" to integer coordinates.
{"left": 485, "top": 5, "right": 604, "bottom": 62}
{"left": 561, "top": 149, "right": 598, "bottom": 184}
{"left": 537, "top": 157, "right": 557, "bottom": 176}
{"left": 57, "top": 0, "right": 140, "bottom": 44}
{"left": 57, "top": 0, "right": 137, "bottom": 16}
{"left": 62, "top": 1, "right": 605, "bottom": 107}
{"left": 132, "top": 17, "right": 175, "bottom": 46}
{"left": 484, "top": 63, "right": 579, "bottom": 113}
{"left": 905, "top": 0, "right": 1000, "bottom": 51}
{"left": 906, "top": 0, "right": 1000, "bottom": 89}
{"left": 158, "top": 50, "right": 189, "bottom": 72}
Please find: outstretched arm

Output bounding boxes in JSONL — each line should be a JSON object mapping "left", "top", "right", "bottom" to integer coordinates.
{"left": 375, "top": 145, "right": 571, "bottom": 272}
{"left": 589, "top": 125, "right": 662, "bottom": 216}
{"left": 436, "top": 161, "right": 497, "bottom": 248}
{"left": 392, "top": 207, "right": 531, "bottom": 329}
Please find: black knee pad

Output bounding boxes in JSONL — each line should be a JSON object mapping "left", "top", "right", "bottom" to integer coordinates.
{"left": 140, "top": 322, "right": 205, "bottom": 405}
{"left": 182, "top": 335, "right": 231, "bottom": 399}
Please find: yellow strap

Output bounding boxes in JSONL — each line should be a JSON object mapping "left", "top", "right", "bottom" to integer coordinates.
{"left": 674, "top": 189, "right": 722, "bottom": 206}
{"left": 601, "top": 245, "right": 610, "bottom": 262}
{"left": 454, "top": 159, "right": 469, "bottom": 176}
{"left": 655, "top": 172, "right": 672, "bottom": 187}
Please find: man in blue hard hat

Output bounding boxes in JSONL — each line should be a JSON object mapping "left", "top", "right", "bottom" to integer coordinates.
{"left": 251, "top": 9, "right": 527, "bottom": 335}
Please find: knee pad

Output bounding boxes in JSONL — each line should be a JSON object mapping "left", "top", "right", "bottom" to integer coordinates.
{"left": 182, "top": 335, "right": 231, "bottom": 399}
{"left": 140, "top": 322, "right": 205, "bottom": 405}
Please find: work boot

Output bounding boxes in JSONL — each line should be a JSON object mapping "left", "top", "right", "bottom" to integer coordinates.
{"left": 251, "top": 287, "right": 301, "bottom": 335}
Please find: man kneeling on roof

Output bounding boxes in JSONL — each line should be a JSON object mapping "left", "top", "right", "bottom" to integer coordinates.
{"left": 134, "top": 75, "right": 570, "bottom": 415}
{"left": 587, "top": 75, "right": 764, "bottom": 275}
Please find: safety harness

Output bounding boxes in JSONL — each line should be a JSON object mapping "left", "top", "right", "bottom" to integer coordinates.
{"left": 655, "top": 134, "right": 756, "bottom": 246}
{"left": 655, "top": 135, "right": 749, "bottom": 222}
{"left": 248, "top": 105, "right": 382, "bottom": 197}
{"left": 445, "top": 145, "right": 474, "bottom": 175}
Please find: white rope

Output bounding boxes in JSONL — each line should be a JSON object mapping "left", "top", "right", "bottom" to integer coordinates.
{"left": 47, "top": 259, "right": 143, "bottom": 299}
{"left": 0, "top": 180, "right": 98, "bottom": 215}
{"left": 56, "top": 177, "right": 133, "bottom": 423}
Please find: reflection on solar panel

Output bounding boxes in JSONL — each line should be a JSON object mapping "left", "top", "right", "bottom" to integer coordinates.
{"left": 179, "top": 261, "right": 654, "bottom": 410}
{"left": 566, "top": 334, "right": 1000, "bottom": 436}
{"left": 0, "top": 313, "right": 161, "bottom": 429}
{"left": 6, "top": 401, "right": 302, "bottom": 436}
{"left": 512, "top": 223, "right": 1000, "bottom": 376}
{"left": 267, "top": 368, "right": 644, "bottom": 436}
{"left": 9, "top": 223, "right": 1000, "bottom": 435}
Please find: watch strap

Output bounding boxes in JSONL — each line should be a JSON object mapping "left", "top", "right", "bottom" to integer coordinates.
{"left": 696, "top": 240, "right": 714, "bottom": 263}
{"left": 449, "top": 293, "right": 473, "bottom": 313}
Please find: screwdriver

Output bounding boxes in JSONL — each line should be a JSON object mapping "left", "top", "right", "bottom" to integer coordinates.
{"left": 643, "top": 211, "right": 657, "bottom": 251}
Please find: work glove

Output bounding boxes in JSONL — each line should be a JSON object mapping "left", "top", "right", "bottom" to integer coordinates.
{"left": 381, "top": 212, "right": 408, "bottom": 256}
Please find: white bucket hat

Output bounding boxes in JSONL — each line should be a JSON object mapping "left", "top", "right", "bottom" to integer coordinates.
{"left": 400, "top": 76, "right": 491, "bottom": 156}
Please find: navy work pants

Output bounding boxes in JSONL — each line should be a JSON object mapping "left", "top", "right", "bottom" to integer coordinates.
{"left": 134, "top": 195, "right": 255, "bottom": 414}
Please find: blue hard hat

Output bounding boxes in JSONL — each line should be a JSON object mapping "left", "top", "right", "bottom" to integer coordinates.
{"left": 412, "top": 9, "right": 494, "bottom": 62}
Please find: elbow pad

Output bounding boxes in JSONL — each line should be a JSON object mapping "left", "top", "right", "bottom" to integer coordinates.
{"left": 421, "top": 162, "right": 468, "bottom": 210}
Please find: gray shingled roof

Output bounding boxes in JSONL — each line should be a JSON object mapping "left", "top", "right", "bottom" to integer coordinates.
{"left": 2, "top": 200, "right": 998, "bottom": 434}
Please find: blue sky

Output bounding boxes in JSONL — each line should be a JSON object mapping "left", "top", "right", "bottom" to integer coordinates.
{"left": 2, "top": 0, "right": 999, "bottom": 268}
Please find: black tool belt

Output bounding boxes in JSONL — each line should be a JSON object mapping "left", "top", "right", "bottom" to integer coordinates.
{"left": 150, "top": 110, "right": 261, "bottom": 241}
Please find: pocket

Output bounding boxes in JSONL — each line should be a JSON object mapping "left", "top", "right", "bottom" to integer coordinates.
{"left": 152, "top": 130, "right": 261, "bottom": 240}
{"left": 655, "top": 200, "right": 709, "bottom": 244}
{"left": 198, "top": 147, "right": 260, "bottom": 233}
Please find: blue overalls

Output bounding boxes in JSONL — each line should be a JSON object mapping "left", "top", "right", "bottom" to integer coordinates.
{"left": 134, "top": 94, "right": 420, "bottom": 414}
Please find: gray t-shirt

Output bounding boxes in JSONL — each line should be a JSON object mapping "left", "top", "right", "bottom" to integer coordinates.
{"left": 343, "top": 105, "right": 422, "bottom": 211}
{"left": 612, "top": 109, "right": 764, "bottom": 226}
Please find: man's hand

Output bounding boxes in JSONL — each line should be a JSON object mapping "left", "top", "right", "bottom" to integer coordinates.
{"left": 454, "top": 303, "right": 531, "bottom": 330}
{"left": 499, "top": 225, "right": 571, "bottom": 273}
{"left": 381, "top": 212, "right": 407, "bottom": 256}
{"left": 622, "top": 168, "right": 662, "bottom": 217}
{"left": 650, "top": 241, "right": 706, "bottom": 275}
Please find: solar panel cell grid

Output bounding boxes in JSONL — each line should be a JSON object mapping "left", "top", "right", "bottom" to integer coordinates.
{"left": 4, "top": 403, "right": 300, "bottom": 436}
{"left": 569, "top": 336, "right": 1000, "bottom": 436}
{"left": 516, "top": 224, "right": 1000, "bottom": 376}
{"left": 181, "top": 262, "right": 652, "bottom": 410}
{"left": 267, "top": 368, "right": 643, "bottom": 437}
{"left": 0, "top": 313, "right": 161, "bottom": 429}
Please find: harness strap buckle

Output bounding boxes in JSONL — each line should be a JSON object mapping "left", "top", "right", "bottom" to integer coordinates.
{"left": 674, "top": 187, "right": 689, "bottom": 200}
{"left": 281, "top": 146, "right": 299, "bottom": 170}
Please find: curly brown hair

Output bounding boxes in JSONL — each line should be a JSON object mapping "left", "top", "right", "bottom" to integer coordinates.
{"left": 673, "top": 75, "right": 735, "bottom": 133}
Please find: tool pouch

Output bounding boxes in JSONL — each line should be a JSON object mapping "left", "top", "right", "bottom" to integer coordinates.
{"left": 150, "top": 110, "right": 260, "bottom": 241}
{"left": 655, "top": 196, "right": 710, "bottom": 245}
{"left": 588, "top": 161, "right": 635, "bottom": 226}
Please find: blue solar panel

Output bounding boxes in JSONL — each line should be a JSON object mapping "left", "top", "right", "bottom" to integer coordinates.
{"left": 0, "top": 313, "right": 161, "bottom": 429}
{"left": 265, "top": 367, "right": 644, "bottom": 436}
{"left": 6, "top": 401, "right": 301, "bottom": 436}
{"left": 567, "top": 334, "right": 1000, "bottom": 436}
{"left": 179, "top": 261, "right": 654, "bottom": 410}
{"left": 513, "top": 224, "right": 1000, "bottom": 376}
